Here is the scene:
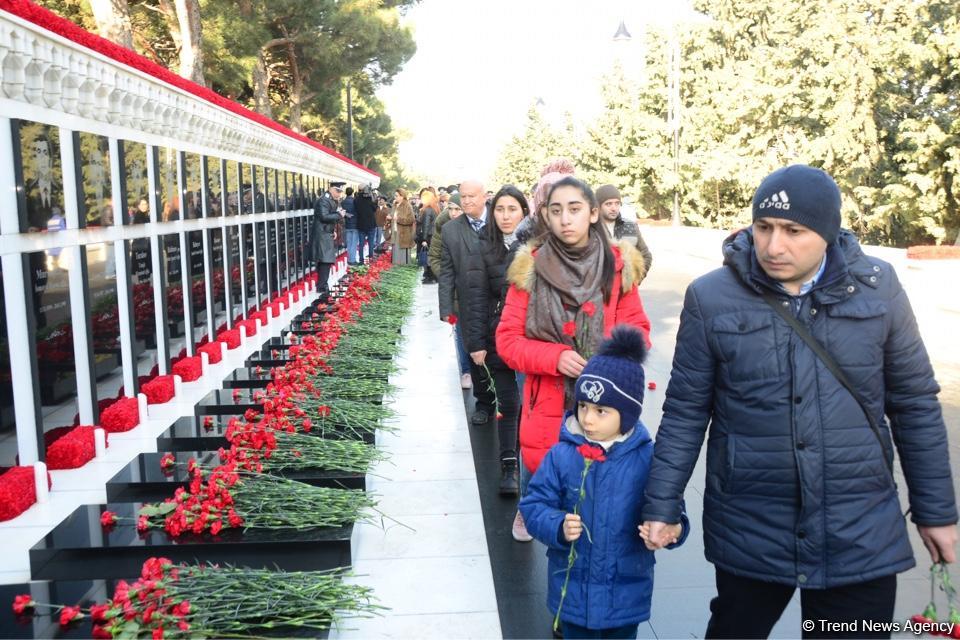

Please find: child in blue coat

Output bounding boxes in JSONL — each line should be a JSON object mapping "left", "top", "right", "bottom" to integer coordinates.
{"left": 519, "top": 325, "right": 689, "bottom": 639}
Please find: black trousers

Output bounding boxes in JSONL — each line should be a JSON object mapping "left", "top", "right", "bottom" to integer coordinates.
{"left": 316, "top": 262, "right": 332, "bottom": 293}
{"left": 705, "top": 567, "right": 897, "bottom": 639}
{"left": 487, "top": 361, "right": 519, "bottom": 460}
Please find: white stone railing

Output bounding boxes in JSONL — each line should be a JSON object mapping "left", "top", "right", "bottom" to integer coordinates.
{"left": 0, "top": 8, "right": 377, "bottom": 186}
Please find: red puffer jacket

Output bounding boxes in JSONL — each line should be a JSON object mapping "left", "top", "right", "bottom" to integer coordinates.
{"left": 496, "top": 239, "right": 652, "bottom": 473}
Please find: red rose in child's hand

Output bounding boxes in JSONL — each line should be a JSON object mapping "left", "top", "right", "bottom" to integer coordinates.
{"left": 446, "top": 314, "right": 458, "bottom": 325}
{"left": 577, "top": 443, "right": 606, "bottom": 462}
{"left": 563, "top": 321, "right": 577, "bottom": 337}
{"left": 581, "top": 301, "right": 596, "bottom": 317}
{"left": 647, "top": 381, "right": 657, "bottom": 391}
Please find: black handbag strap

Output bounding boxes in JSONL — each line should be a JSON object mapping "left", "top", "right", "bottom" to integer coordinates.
{"left": 761, "top": 292, "right": 895, "bottom": 482}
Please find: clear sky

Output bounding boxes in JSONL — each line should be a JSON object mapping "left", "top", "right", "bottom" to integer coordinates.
{"left": 378, "top": 0, "right": 698, "bottom": 185}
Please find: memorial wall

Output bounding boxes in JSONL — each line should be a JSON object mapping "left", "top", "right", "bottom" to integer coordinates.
{"left": 0, "top": 7, "right": 378, "bottom": 471}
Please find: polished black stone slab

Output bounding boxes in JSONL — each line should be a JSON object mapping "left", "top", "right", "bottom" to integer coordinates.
{"left": 106, "top": 452, "right": 365, "bottom": 502}
{"left": 195, "top": 388, "right": 264, "bottom": 416}
{"left": 223, "top": 366, "right": 274, "bottom": 389}
{"left": 156, "top": 415, "right": 376, "bottom": 449}
{"left": 0, "top": 578, "right": 329, "bottom": 638}
{"left": 0, "top": 579, "right": 110, "bottom": 639}
{"left": 30, "top": 504, "right": 353, "bottom": 581}
{"left": 245, "top": 347, "right": 294, "bottom": 368}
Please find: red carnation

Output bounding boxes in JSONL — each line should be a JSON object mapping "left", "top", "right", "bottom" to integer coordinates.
{"left": 59, "top": 605, "right": 83, "bottom": 626}
{"left": 563, "top": 321, "right": 577, "bottom": 337}
{"left": 100, "top": 510, "right": 118, "bottom": 527}
{"left": 0, "top": 467, "right": 45, "bottom": 521}
{"left": 446, "top": 314, "right": 458, "bottom": 325}
{"left": 576, "top": 443, "right": 606, "bottom": 462}
{"left": 92, "top": 625, "right": 113, "bottom": 639}
{"left": 197, "top": 341, "right": 223, "bottom": 364}
{"left": 12, "top": 594, "right": 33, "bottom": 615}
{"left": 142, "top": 376, "right": 176, "bottom": 405}
{"left": 172, "top": 356, "right": 203, "bottom": 382}
{"left": 302, "top": 418, "right": 312, "bottom": 432}
{"left": 217, "top": 329, "right": 242, "bottom": 350}
{"left": 46, "top": 426, "right": 100, "bottom": 470}
{"left": 159, "top": 453, "right": 176, "bottom": 469}
{"left": 100, "top": 397, "right": 140, "bottom": 433}
{"left": 581, "top": 301, "right": 596, "bottom": 317}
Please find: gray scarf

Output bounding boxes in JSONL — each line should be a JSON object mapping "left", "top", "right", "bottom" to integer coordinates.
{"left": 525, "top": 230, "right": 606, "bottom": 357}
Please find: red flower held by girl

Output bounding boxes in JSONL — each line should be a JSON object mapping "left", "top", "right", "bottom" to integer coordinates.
{"left": 563, "top": 321, "right": 577, "bottom": 337}
{"left": 581, "top": 301, "right": 596, "bottom": 317}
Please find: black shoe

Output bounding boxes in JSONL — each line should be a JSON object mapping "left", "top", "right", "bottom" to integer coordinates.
{"left": 499, "top": 458, "right": 519, "bottom": 496}
{"left": 471, "top": 409, "right": 490, "bottom": 426}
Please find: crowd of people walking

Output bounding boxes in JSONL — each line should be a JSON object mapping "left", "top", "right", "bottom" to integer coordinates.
{"left": 310, "top": 160, "right": 958, "bottom": 639}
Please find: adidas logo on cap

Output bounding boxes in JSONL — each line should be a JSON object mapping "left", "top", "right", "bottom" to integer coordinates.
{"left": 758, "top": 190, "right": 791, "bottom": 211}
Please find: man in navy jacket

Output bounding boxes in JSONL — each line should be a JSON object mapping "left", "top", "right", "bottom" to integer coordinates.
{"left": 642, "top": 165, "right": 957, "bottom": 638}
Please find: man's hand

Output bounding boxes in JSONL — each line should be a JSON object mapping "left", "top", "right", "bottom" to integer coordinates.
{"left": 640, "top": 521, "right": 680, "bottom": 550}
{"left": 563, "top": 513, "right": 583, "bottom": 542}
{"left": 470, "top": 350, "right": 487, "bottom": 366}
{"left": 919, "top": 524, "right": 958, "bottom": 563}
{"left": 557, "top": 350, "right": 587, "bottom": 378}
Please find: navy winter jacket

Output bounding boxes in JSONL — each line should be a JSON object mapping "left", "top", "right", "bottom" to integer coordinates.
{"left": 642, "top": 228, "right": 957, "bottom": 589}
{"left": 521, "top": 414, "right": 689, "bottom": 629}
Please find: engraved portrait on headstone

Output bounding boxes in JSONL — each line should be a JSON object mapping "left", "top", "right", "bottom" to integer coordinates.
{"left": 18, "top": 122, "right": 64, "bottom": 232}
{"left": 123, "top": 141, "right": 149, "bottom": 225}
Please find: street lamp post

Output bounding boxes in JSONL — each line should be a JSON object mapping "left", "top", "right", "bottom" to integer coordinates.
{"left": 669, "top": 22, "right": 681, "bottom": 227}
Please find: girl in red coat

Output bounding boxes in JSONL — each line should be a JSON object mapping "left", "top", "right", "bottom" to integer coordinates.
{"left": 496, "top": 176, "right": 651, "bottom": 542}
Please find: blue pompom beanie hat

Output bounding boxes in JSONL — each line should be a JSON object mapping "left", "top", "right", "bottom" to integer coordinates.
{"left": 751, "top": 164, "right": 842, "bottom": 244}
{"left": 573, "top": 325, "right": 648, "bottom": 433}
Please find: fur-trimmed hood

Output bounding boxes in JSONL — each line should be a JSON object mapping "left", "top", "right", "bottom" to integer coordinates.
{"left": 506, "top": 238, "right": 647, "bottom": 294}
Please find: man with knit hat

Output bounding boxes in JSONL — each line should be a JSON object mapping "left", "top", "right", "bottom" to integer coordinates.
{"left": 596, "top": 184, "right": 652, "bottom": 278}
{"left": 641, "top": 164, "right": 957, "bottom": 637}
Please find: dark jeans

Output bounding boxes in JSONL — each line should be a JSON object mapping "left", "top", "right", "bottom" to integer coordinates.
{"left": 560, "top": 621, "right": 638, "bottom": 639}
{"left": 705, "top": 568, "right": 897, "bottom": 639}
{"left": 316, "top": 262, "right": 332, "bottom": 293}
{"left": 357, "top": 228, "right": 377, "bottom": 264}
{"left": 488, "top": 361, "right": 519, "bottom": 460}
{"left": 454, "top": 324, "right": 470, "bottom": 375}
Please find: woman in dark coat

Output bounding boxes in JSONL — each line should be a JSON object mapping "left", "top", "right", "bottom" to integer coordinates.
{"left": 461, "top": 185, "right": 529, "bottom": 499}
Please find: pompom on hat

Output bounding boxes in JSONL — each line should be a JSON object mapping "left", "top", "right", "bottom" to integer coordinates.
{"left": 573, "top": 325, "right": 648, "bottom": 433}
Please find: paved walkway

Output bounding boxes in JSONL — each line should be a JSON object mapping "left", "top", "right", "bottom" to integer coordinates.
{"left": 331, "top": 280, "right": 501, "bottom": 639}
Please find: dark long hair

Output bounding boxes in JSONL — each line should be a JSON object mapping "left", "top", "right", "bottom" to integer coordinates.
{"left": 486, "top": 185, "right": 530, "bottom": 259}
{"left": 546, "top": 176, "right": 616, "bottom": 303}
